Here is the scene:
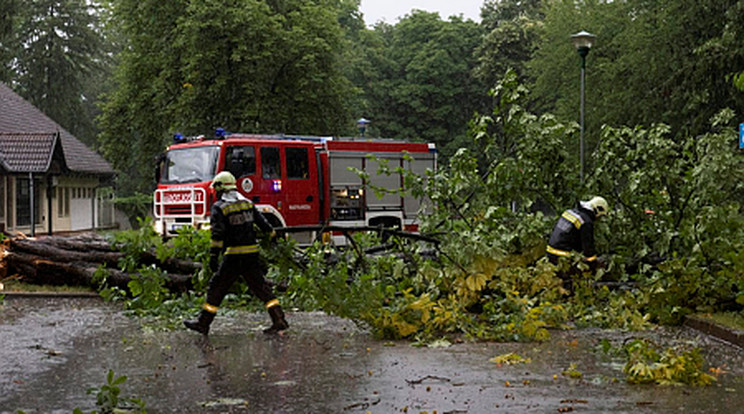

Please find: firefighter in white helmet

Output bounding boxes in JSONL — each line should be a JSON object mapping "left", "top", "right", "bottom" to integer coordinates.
{"left": 546, "top": 196, "right": 609, "bottom": 287}
{"left": 184, "top": 171, "right": 288, "bottom": 335}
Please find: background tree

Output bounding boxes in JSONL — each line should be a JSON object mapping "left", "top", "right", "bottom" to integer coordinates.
{"left": 361, "top": 11, "right": 489, "bottom": 159}
{"left": 474, "top": 0, "right": 543, "bottom": 88}
{"left": 9, "top": 0, "right": 107, "bottom": 146}
{"left": 340, "top": 1, "right": 389, "bottom": 134}
{"left": 527, "top": 0, "right": 744, "bottom": 174}
{"left": 0, "top": 0, "right": 17, "bottom": 82}
{"left": 98, "top": 0, "right": 356, "bottom": 196}
{"left": 175, "top": 0, "right": 354, "bottom": 133}
{"left": 97, "top": 0, "right": 187, "bottom": 196}
{"left": 328, "top": 0, "right": 369, "bottom": 135}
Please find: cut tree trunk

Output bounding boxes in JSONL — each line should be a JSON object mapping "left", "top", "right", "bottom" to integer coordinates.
{"left": 8, "top": 238, "right": 202, "bottom": 275}
{"left": 2, "top": 234, "right": 199, "bottom": 293}
{"left": 10, "top": 238, "right": 122, "bottom": 267}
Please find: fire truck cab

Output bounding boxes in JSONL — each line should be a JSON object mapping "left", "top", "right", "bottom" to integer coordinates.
{"left": 154, "top": 132, "right": 436, "bottom": 245}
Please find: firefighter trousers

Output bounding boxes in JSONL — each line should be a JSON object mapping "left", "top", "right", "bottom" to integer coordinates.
{"left": 206, "top": 253, "right": 275, "bottom": 309}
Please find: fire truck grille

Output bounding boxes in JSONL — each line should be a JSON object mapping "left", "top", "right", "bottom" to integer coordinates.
{"left": 165, "top": 206, "right": 204, "bottom": 215}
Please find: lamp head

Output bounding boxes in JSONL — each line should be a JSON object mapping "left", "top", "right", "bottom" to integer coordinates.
{"left": 571, "top": 30, "right": 597, "bottom": 50}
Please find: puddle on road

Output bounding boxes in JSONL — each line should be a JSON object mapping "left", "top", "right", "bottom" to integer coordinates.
{"left": 1, "top": 297, "right": 742, "bottom": 413}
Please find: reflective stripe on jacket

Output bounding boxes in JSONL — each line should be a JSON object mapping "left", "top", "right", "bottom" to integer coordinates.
{"left": 546, "top": 205, "right": 597, "bottom": 259}
{"left": 211, "top": 190, "right": 273, "bottom": 257}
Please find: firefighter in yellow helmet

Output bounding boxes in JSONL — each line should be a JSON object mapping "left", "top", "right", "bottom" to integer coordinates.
{"left": 184, "top": 171, "right": 288, "bottom": 335}
{"left": 546, "top": 196, "right": 609, "bottom": 286}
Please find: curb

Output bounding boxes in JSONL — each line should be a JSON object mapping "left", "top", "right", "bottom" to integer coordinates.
{"left": 1, "top": 291, "right": 100, "bottom": 298}
{"left": 684, "top": 315, "right": 744, "bottom": 348}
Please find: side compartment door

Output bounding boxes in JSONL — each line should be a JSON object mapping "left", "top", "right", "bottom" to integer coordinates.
{"left": 225, "top": 144, "right": 258, "bottom": 200}
{"left": 257, "top": 146, "right": 282, "bottom": 211}
{"left": 281, "top": 145, "right": 319, "bottom": 226}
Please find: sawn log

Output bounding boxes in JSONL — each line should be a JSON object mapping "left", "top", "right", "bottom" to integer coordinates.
{"left": 3, "top": 234, "right": 200, "bottom": 292}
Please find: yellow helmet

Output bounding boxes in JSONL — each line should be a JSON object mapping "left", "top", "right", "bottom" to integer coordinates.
{"left": 211, "top": 171, "right": 237, "bottom": 191}
{"left": 588, "top": 196, "right": 609, "bottom": 218}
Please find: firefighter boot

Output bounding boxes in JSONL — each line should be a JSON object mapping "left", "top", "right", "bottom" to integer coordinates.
{"left": 184, "top": 309, "right": 215, "bottom": 335}
{"left": 264, "top": 305, "right": 289, "bottom": 334}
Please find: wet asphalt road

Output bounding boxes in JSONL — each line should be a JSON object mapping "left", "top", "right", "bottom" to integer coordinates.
{"left": 1, "top": 296, "right": 743, "bottom": 413}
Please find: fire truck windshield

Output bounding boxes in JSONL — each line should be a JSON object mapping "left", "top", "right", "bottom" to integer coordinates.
{"left": 160, "top": 146, "right": 220, "bottom": 184}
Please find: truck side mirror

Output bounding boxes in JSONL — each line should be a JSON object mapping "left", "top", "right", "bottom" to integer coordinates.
{"left": 155, "top": 153, "right": 166, "bottom": 183}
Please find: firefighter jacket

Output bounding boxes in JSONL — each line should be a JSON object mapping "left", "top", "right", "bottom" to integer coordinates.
{"left": 546, "top": 203, "right": 597, "bottom": 262}
{"left": 210, "top": 190, "right": 273, "bottom": 267}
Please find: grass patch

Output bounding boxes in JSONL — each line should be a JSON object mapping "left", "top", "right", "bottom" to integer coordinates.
{"left": 697, "top": 312, "right": 744, "bottom": 331}
{"left": 0, "top": 280, "right": 96, "bottom": 294}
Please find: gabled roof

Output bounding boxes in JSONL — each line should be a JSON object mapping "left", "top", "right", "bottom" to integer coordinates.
{"left": 0, "top": 132, "right": 61, "bottom": 173}
{"left": 0, "top": 82, "right": 114, "bottom": 175}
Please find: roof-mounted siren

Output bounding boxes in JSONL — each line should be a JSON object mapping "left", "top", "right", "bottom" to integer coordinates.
{"left": 356, "top": 118, "right": 370, "bottom": 137}
{"left": 173, "top": 132, "right": 186, "bottom": 143}
{"left": 215, "top": 127, "right": 227, "bottom": 140}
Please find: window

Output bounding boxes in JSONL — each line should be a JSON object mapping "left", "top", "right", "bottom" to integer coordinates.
{"left": 6, "top": 179, "right": 12, "bottom": 226}
{"left": 225, "top": 146, "right": 256, "bottom": 178}
{"left": 57, "top": 187, "right": 63, "bottom": 217}
{"left": 261, "top": 147, "right": 281, "bottom": 179}
{"left": 16, "top": 178, "right": 40, "bottom": 227}
{"left": 286, "top": 147, "right": 309, "bottom": 179}
{"left": 58, "top": 187, "right": 70, "bottom": 217}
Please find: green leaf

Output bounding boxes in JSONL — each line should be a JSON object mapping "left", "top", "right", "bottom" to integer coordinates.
{"left": 736, "top": 294, "right": 744, "bottom": 306}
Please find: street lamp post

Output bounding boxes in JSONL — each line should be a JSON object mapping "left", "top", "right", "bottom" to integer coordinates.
{"left": 571, "top": 30, "right": 596, "bottom": 183}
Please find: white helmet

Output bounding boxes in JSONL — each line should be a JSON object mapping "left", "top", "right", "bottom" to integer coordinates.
{"left": 211, "top": 171, "right": 237, "bottom": 191}
{"left": 587, "top": 196, "right": 609, "bottom": 218}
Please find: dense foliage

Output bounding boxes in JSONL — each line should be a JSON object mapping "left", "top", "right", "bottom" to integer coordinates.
{"left": 96, "top": 0, "right": 359, "bottom": 196}
{"left": 359, "top": 11, "right": 490, "bottom": 159}
{"left": 3, "top": 0, "right": 744, "bottom": 197}
{"left": 101, "top": 75, "right": 741, "bottom": 348}
{"left": 527, "top": 0, "right": 744, "bottom": 158}
{"left": 1, "top": 0, "right": 741, "bottom": 339}
{"left": 0, "top": 0, "right": 108, "bottom": 147}
{"left": 2, "top": 1, "right": 740, "bottom": 392}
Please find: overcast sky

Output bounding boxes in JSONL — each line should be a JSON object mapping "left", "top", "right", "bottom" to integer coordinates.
{"left": 359, "top": 0, "right": 483, "bottom": 26}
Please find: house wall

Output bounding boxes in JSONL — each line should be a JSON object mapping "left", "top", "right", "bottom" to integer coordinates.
{"left": 60, "top": 176, "right": 98, "bottom": 231}
{"left": 1, "top": 174, "right": 115, "bottom": 235}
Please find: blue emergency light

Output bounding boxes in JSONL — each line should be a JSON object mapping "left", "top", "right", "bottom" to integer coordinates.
{"left": 215, "top": 127, "right": 226, "bottom": 139}
{"left": 173, "top": 132, "right": 185, "bottom": 143}
{"left": 272, "top": 180, "right": 282, "bottom": 192}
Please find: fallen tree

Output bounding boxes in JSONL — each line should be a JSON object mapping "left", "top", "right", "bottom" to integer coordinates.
{"left": 1, "top": 233, "right": 199, "bottom": 292}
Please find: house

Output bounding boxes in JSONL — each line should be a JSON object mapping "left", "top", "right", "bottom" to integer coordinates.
{"left": 0, "top": 82, "right": 116, "bottom": 236}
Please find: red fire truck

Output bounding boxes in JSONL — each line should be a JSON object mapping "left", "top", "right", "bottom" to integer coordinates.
{"left": 153, "top": 132, "right": 437, "bottom": 244}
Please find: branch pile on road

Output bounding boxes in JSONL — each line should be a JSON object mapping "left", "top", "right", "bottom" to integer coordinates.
{"left": 1, "top": 233, "right": 199, "bottom": 292}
